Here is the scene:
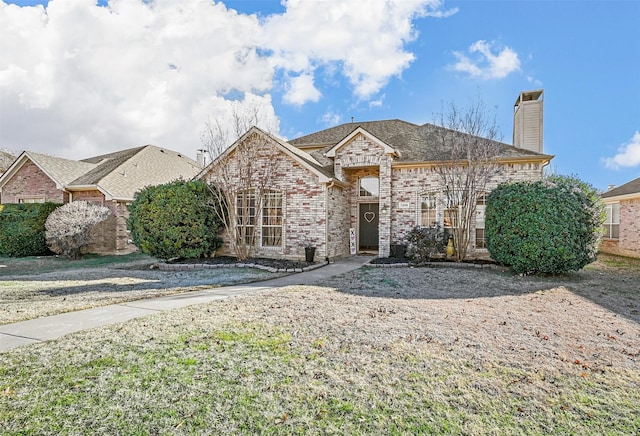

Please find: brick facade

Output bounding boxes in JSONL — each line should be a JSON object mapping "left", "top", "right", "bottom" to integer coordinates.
{"left": 204, "top": 133, "right": 332, "bottom": 261}
{"left": 2, "top": 161, "right": 67, "bottom": 203}
{"left": 202, "top": 128, "right": 547, "bottom": 261}
{"left": 600, "top": 198, "right": 640, "bottom": 259}
{"left": 1, "top": 166, "right": 136, "bottom": 254}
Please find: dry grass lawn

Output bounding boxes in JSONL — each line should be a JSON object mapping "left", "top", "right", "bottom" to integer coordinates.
{"left": 0, "top": 254, "right": 638, "bottom": 434}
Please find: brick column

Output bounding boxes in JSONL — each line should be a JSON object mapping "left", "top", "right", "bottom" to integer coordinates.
{"left": 378, "top": 155, "right": 392, "bottom": 257}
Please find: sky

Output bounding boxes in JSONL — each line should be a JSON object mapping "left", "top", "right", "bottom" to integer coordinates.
{"left": 0, "top": 0, "right": 638, "bottom": 192}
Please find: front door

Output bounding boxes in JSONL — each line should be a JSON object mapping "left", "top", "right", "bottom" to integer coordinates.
{"left": 359, "top": 203, "right": 379, "bottom": 251}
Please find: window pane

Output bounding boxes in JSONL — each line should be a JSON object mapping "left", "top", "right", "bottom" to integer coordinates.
{"left": 359, "top": 177, "right": 379, "bottom": 197}
{"left": 475, "top": 229, "right": 486, "bottom": 248}
{"left": 611, "top": 224, "right": 619, "bottom": 239}
{"left": 262, "top": 190, "right": 283, "bottom": 247}
{"left": 420, "top": 193, "right": 437, "bottom": 227}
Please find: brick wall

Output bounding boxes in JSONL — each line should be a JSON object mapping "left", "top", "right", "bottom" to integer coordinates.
{"left": 1, "top": 160, "right": 67, "bottom": 204}
{"left": 600, "top": 198, "right": 640, "bottom": 259}
{"left": 389, "top": 163, "right": 545, "bottom": 255}
{"left": 203, "top": 133, "right": 330, "bottom": 261}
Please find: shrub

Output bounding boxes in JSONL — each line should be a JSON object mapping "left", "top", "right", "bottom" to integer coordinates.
{"left": 45, "top": 201, "right": 112, "bottom": 259}
{"left": 485, "top": 175, "right": 604, "bottom": 275}
{"left": 404, "top": 225, "right": 448, "bottom": 264}
{"left": 127, "top": 180, "right": 224, "bottom": 261}
{"left": 0, "top": 203, "right": 61, "bottom": 257}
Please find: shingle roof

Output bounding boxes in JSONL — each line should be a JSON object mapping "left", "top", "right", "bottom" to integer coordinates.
{"left": 26, "top": 152, "right": 98, "bottom": 186}
{"left": 69, "top": 145, "right": 202, "bottom": 200}
{"left": 601, "top": 177, "right": 640, "bottom": 199}
{"left": 0, "top": 151, "right": 16, "bottom": 173}
{"left": 289, "top": 119, "right": 552, "bottom": 164}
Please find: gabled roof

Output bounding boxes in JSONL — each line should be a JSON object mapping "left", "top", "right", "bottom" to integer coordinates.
{"left": 0, "top": 151, "right": 97, "bottom": 190}
{"left": 324, "top": 126, "right": 398, "bottom": 158}
{"left": 289, "top": 119, "right": 553, "bottom": 164}
{"left": 198, "top": 126, "right": 338, "bottom": 184}
{"left": 601, "top": 177, "right": 640, "bottom": 200}
{"left": 68, "top": 145, "right": 202, "bottom": 200}
{"left": 0, "top": 151, "right": 16, "bottom": 174}
{"left": 0, "top": 145, "right": 202, "bottom": 201}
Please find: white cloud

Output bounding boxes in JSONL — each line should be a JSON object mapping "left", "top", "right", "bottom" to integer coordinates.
{"left": 283, "top": 73, "right": 321, "bottom": 106}
{"left": 320, "top": 111, "right": 341, "bottom": 126}
{"left": 0, "top": 0, "right": 447, "bottom": 160}
{"left": 450, "top": 40, "right": 521, "bottom": 80}
{"left": 603, "top": 131, "right": 640, "bottom": 169}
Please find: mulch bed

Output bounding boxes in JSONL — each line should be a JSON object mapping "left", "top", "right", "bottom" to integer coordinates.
{"left": 370, "top": 256, "right": 498, "bottom": 266}
{"left": 172, "top": 255, "right": 316, "bottom": 270}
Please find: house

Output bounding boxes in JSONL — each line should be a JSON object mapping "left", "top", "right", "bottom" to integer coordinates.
{"left": 0, "top": 150, "right": 16, "bottom": 202}
{"left": 600, "top": 177, "right": 640, "bottom": 259}
{"left": 199, "top": 90, "right": 553, "bottom": 261}
{"left": 0, "top": 145, "right": 202, "bottom": 253}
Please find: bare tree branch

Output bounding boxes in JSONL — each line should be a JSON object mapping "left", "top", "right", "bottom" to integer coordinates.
{"left": 428, "top": 95, "right": 503, "bottom": 261}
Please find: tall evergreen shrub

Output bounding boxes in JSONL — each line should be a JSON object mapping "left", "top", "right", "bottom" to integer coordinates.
{"left": 127, "top": 180, "right": 224, "bottom": 261}
{"left": 485, "top": 175, "right": 603, "bottom": 275}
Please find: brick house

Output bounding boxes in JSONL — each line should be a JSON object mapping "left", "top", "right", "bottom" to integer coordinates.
{"left": 0, "top": 145, "right": 202, "bottom": 253}
{"left": 200, "top": 90, "right": 553, "bottom": 261}
{"left": 600, "top": 177, "right": 640, "bottom": 259}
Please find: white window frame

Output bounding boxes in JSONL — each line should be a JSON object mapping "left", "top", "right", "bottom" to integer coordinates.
{"left": 604, "top": 202, "right": 620, "bottom": 239}
{"left": 235, "top": 190, "right": 256, "bottom": 246}
{"left": 359, "top": 176, "right": 379, "bottom": 198}
{"left": 475, "top": 193, "right": 487, "bottom": 249}
{"left": 261, "top": 190, "right": 283, "bottom": 248}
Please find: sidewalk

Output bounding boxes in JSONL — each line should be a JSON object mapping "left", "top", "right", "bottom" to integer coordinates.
{"left": 0, "top": 256, "right": 372, "bottom": 352}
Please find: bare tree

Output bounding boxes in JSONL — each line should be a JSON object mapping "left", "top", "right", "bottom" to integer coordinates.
{"left": 427, "top": 96, "right": 503, "bottom": 261}
{"left": 200, "top": 102, "right": 282, "bottom": 260}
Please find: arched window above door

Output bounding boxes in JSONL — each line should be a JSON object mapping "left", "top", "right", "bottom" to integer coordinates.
{"left": 359, "top": 176, "right": 379, "bottom": 197}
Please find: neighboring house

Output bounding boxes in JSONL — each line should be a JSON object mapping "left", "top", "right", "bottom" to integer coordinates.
{"left": 0, "top": 145, "right": 202, "bottom": 253}
{"left": 0, "top": 150, "right": 16, "bottom": 202}
{"left": 600, "top": 177, "right": 640, "bottom": 259}
{"left": 199, "top": 90, "right": 553, "bottom": 261}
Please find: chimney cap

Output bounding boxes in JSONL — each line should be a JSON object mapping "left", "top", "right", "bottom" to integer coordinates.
{"left": 515, "top": 89, "right": 544, "bottom": 107}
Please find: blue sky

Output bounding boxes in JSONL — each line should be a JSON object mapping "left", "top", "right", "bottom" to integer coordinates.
{"left": 1, "top": 0, "right": 638, "bottom": 192}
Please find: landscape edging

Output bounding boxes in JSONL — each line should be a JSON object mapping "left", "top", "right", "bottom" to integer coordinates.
{"left": 154, "top": 261, "right": 327, "bottom": 274}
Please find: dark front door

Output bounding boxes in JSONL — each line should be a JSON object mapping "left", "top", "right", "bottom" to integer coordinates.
{"left": 359, "top": 203, "right": 379, "bottom": 250}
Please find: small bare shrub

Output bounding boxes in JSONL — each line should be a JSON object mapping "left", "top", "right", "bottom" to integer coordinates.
{"left": 45, "top": 201, "right": 111, "bottom": 259}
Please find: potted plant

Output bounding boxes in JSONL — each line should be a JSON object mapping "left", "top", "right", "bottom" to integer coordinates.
{"left": 304, "top": 237, "right": 316, "bottom": 262}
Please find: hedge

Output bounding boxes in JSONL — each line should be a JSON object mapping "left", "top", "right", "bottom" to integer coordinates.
{"left": 0, "top": 203, "right": 62, "bottom": 257}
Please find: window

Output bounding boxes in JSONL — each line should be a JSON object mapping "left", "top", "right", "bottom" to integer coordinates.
{"left": 604, "top": 203, "right": 620, "bottom": 239}
{"left": 262, "top": 190, "right": 283, "bottom": 247}
{"left": 236, "top": 191, "right": 256, "bottom": 245}
{"left": 420, "top": 192, "right": 437, "bottom": 227}
{"left": 443, "top": 190, "right": 462, "bottom": 230}
{"left": 18, "top": 197, "right": 44, "bottom": 204}
{"left": 359, "top": 176, "right": 379, "bottom": 197}
{"left": 475, "top": 193, "right": 487, "bottom": 248}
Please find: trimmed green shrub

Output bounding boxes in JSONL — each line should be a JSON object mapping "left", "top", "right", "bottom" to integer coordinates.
{"left": 0, "top": 203, "right": 61, "bottom": 257}
{"left": 128, "top": 180, "right": 224, "bottom": 261}
{"left": 485, "top": 175, "right": 604, "bottom": 275}
{"left": 45, "top": 201, "right": 112, "bottom": 259}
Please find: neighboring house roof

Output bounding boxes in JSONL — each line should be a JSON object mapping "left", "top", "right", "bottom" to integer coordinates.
{"left": 0, "top": 151, "right": 16, "bottom": 174}
{"left": 0, "top": 145, "right": 202, "bottom": 202}
{"left": 290, "top": 119, "right": 553, "bottom": 165}
{"left": 601, "top": 177, "right": 640, "bottom": 201}
{"left": 0, "top": 151, "right": 97, "bottom": 189}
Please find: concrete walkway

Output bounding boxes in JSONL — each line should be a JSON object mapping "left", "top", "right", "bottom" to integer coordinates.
{"left": 0, "top": 256, "right": 372, "bottom": 353}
